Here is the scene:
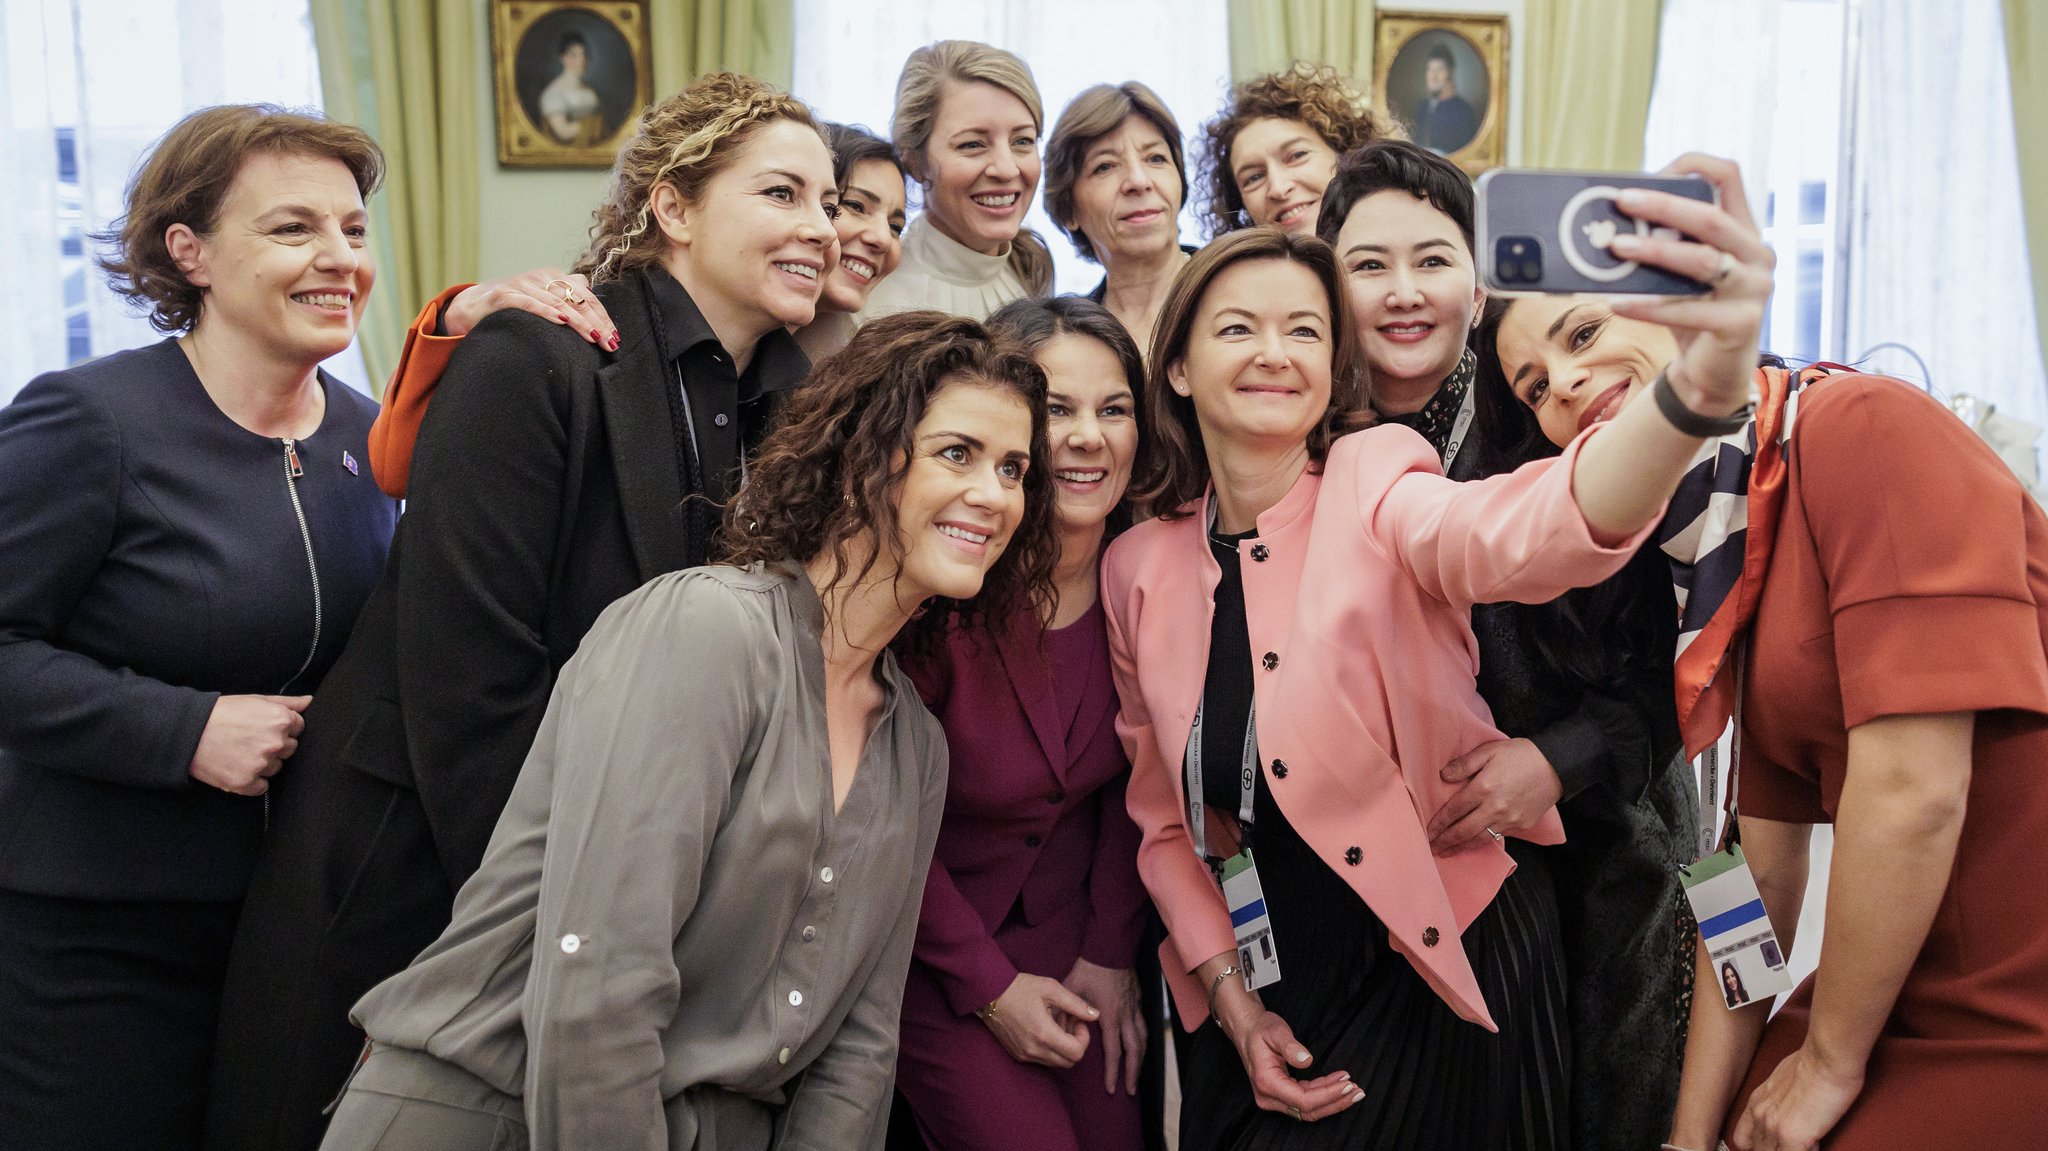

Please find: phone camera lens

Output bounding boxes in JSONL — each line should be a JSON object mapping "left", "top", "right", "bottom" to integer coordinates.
{"left": 1496, "top": 236, "right": 1541, "bottom": 284}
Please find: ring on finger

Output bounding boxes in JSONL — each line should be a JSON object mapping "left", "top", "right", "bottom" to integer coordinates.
{"left": 544, "top": 276, "right": 587, "bottom": 307}
{"left": 1708, "top": 251, "right": 1737, "bottom": 292}
{"left": 1288, "top": 1105, "right": 1303, "bottom": 1121}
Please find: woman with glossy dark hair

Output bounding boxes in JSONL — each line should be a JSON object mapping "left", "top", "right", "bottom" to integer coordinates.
{"left": 0, "top": 104, "right": 397, "bottom": 1151}
{"left": 1043, "top": 81, "right": 1192, "bottom": 354}
{"left": 1487, "top": 162, "right": 2048, "bottom": 1151}
{"left": 1324, "top": 140, "right": 1696, "bottom": 1151}
{"left": 1106, "top": 159, "right": 1768, "bottom": 1147}
{"left": 892, "top": 296, "right": 1159, "bottom": 1151}
{"left": 209, "top": 72, "right": 839, "bottom": 1151}
{"left": 317, "top": 310, "right": 1058, "bottom": 1150}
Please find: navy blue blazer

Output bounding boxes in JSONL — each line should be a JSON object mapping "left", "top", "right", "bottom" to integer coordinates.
{"left": 0, "top": 340, "right": 396, "bottom": 900}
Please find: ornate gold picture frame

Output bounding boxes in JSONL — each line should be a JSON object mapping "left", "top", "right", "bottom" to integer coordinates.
{"left": 1374, "top": 11, "right": 1509, "bottom": 176}
{"left": 491, "top": 0, "right": 651, "bottom": 167}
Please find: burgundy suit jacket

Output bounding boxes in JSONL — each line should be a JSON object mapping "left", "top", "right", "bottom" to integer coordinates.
{"left": 899, "top": 604, "right": 1150, "bottom": 1016}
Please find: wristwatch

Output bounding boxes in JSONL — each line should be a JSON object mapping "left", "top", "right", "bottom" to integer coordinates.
{"left": 1653, "top": 368, "right": 1756, "bottom": 437}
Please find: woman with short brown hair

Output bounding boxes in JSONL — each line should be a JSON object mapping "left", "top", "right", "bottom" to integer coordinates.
{"left": 0, "top": 103, "right": 397, "bottom": 1151}
{"left": 1042, "top": 81, "right": 1192, "bottom": 354}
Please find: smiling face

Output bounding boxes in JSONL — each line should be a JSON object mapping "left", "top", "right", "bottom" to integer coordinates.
{"left": 1068, "top": 114, "right": 1183, "bottom": 266}
{"left": 1494, "top": 296, "right": 1680, "bottom": 447}
{"left": 659, "top": 117, "right": 838, "bottom": 340}
{"left": 1230, "top": 116, "right": 1339, "bottom": 234}
{"left": 1037, "top": 333, "right": 1139, "bottom": 536}
{"left": 1169, "top": 257, "right": 1334, "bottom": 452}
{"left": 820, "top": 157, "right": 906, "bottom": 313}
{"left": 921, "top": 80, "right": 1041, "bottom": 255}
{"left": 172, "top": 150, "right": 374, "bottom": 369}
{"left": 893, "top": 377, "right": 1036, "bottom": 602}
{"left": 1336, "top": 189, "right": 1483, "bottom": 402}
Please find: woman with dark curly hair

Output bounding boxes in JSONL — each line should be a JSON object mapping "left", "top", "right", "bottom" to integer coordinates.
{"left": 0, "top": 103, "right": 397, "bottom": 1151}
{"left": 1196, "top": 62, "right": 1396, "bottom": 238}
{"left": 208, "top": 72, "right": 840, "bottom": 1151}
{"left": 316, "top": 310, "right": 1058, "bottom": 1150}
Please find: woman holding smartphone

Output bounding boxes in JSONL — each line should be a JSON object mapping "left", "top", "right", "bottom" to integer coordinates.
{"left": 1484, "top": 162, "right": 2048, "bottom": 1151}
{"left": 1107, "top": 150, "right": 1769, "bottom": 1150}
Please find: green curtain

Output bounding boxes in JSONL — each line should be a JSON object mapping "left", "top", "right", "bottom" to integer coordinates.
{"left": 1226, "top": 0, "right": 1374, "bottom": 84}
{"left": 2007, "top": 0, "right": 2048, "bottom": 375}
{"left": 309, "top": 0, "right": 479, "bottom": 392}
{"left": 1522, "top": 0, "right": 1663, "bottom": 170}
{"left": 651, "top": 0, "right": 795, "bottom": 97}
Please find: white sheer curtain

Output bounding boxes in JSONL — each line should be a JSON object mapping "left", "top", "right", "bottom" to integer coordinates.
{"left": 1, "top": 0, "right": 371, "bottom": 406}
{"left": 1840, "top": 0, "right": 2046, "bottom": 426}
{"left": 790, "top": 0, "right": 1231, "bottom": 296}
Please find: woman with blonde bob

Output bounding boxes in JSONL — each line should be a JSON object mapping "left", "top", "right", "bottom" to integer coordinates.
{"left": 210, "top": 73, "right": 839, "bottom": 1151}
{"left": 860, "top": 39, "right": 1055, "bottom": 322}
{"left": 1044, "top": 80, "right": 1194, "bottom": 354}
{"left": 1105, "top": 153, "right": 1769, "bottom": 1149}
{"left": 317, "top": 310, "right": 1059, "bottom": 1150}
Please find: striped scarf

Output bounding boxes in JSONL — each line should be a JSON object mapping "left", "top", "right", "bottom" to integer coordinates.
{"left": 1659, "top": 363, "right": 1828, "bottom": 757}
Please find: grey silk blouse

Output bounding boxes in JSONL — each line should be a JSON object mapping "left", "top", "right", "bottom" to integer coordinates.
{"left": 348, "top": 562, "right": 948, "bottom": 1150}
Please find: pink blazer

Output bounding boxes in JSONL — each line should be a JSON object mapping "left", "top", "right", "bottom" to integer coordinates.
{"left": 1102, "top": 426, "right": 1652, "bottom": 1031}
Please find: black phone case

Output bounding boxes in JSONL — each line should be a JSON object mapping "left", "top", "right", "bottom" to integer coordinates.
{"left": 1476, "top": 169, "right": 1719, "bottom": 296}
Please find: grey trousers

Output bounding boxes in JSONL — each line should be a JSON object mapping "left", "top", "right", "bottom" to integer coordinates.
{"left": 318, "top": 1045, "right": 526, "bottom": 1151}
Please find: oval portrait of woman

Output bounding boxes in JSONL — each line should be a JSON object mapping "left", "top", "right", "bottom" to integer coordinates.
{"left": 513, "top": 8, "right": 638, "bottom": 148}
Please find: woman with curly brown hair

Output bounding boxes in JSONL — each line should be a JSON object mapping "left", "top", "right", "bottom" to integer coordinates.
{"left": 316, "top": 310, "right": 1059, "bottom": 1151}
{"left": 1196, "top": 62, "right": 1396, "bottom": 239}
{"left": 207, "top": 72, "right": 839, "bottom": 1151}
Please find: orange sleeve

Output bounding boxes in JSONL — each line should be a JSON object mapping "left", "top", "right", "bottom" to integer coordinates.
{"left": 1796, "top": 375, "right": 2048, "bottom": 728}
{"left": 366, "top": 284, "right": 473, "bottom": 499}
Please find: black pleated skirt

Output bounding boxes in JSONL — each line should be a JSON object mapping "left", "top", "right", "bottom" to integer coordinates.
{"left": 1178, "top": 776, "right": 1570, "bottom": 1151}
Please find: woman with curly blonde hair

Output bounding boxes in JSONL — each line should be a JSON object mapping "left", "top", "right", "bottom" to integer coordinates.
{"left": 1196, "top": 62, "right": 1397, "bottom": 238}
{"left": 208, "top": 72, "right": 839, "bottom": 1151}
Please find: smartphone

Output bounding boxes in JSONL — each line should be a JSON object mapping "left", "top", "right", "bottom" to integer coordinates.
{"left": 1476, "top": 169, "right": 1718, "bottom": 296}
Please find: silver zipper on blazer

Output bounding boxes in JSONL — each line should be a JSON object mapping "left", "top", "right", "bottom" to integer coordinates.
{"left": 274, "top": 437, "right": 324, "bottom": 829}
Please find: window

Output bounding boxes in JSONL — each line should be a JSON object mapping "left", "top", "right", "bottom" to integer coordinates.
{"left": 2, "top": 0, "right": 371, "bottom": 405}
{"left": 791, "top": 0, "right": 1231, "bottom": 296}
{"left": 1646, "top": 0, "right": 2045, "bottom": 433}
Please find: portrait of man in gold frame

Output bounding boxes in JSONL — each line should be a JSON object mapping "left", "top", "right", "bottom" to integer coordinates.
{"left": 1374, "top": 11, "right": 1509, "bottom": 176}
{"left": 492, "top": 0, "right": 651, "bottom": 167}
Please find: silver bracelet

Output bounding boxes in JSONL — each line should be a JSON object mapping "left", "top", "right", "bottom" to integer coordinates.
{"left": 1205, "top": 964, "right": 1241, "bottom": 1012}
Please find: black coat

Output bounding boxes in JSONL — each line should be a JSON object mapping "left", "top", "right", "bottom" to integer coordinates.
{"left": 205, "top": 270, "right": 805, "bottom": 1151}
{"left": 0, "top": 342, "right": 393, "bottom": 901}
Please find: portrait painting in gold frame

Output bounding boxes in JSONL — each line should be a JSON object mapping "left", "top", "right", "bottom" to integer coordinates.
{"left": 492, "top": 0, "right": 651, "bottom": 167}
{"left": 1374, "top": 11, "right": 1509, "bottom": 176}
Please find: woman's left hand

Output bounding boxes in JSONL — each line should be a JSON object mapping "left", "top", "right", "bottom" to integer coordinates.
{"left": 1062, "top": 958, "right": 1147, "bottom": 1095}
{"left": 1426, "top": 738, "right": 1563, "bottom": 854}
{"left": 1605, "top": 154, "right": 1774, "bottom": 419}
{"left": 1730, "top": 1043, "right": 1864, "bottom": 1151}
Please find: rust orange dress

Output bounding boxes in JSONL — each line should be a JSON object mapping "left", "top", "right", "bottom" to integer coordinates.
{"left": 1729, "top": 374, "right": 2048, "bottom": 1146}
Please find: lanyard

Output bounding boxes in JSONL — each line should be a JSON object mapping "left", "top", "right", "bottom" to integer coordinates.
{"left": 1186, "top": 494, "right": 1261, "bottom": 865}
{"left": 1185, "top": 696, "right": 1259, "bottom": 865}
{"left": 1695, "top": 639, "right": 1748, "bottom": 855}
{"left": 1440, "top": 379, "right": 1477, "bottom": 474}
